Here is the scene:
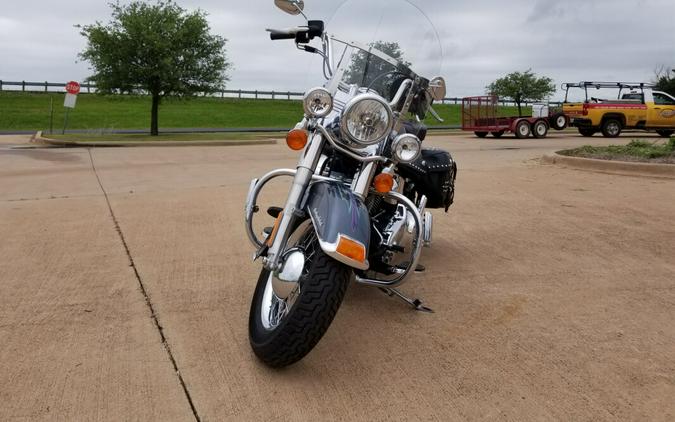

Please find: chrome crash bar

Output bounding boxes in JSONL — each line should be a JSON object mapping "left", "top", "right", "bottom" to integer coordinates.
{"left": 355, "top": 192, "right": 426, "bottom": 288}
{"left": 245, "top": 168, "right": 333, "bottom": 249}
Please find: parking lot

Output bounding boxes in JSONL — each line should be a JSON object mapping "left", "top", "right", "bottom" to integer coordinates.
{"left": 1, "top": 132, "right": 674, "bottom": 421}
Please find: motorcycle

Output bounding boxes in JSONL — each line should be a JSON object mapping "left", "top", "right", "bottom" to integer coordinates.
{"left": 245, "top": 0, "right": 457, "bottom": 367}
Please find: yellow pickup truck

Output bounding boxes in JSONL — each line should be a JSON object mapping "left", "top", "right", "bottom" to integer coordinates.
{"left": 562, "top": 82, "right": 675, "bottom": 138}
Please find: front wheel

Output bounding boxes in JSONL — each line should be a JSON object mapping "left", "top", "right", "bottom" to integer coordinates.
{"left": 249, "top": 223, "right": 351, "bottom": 367}
{"left": 474, "top": 131, "right": 488, "bottom": 138}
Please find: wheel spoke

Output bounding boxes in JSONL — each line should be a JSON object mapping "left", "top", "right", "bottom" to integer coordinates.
{"left": 260, "top": 221, "right": 314, "bottom": 330}
{"left": 268, "top": 296, "right": 287, "bottom": 328}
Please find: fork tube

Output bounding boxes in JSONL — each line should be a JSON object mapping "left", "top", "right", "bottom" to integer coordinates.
{"left": 351, "top": 162, "right": 377, "bottom": 199}
{"left": 264, "top": 132, "right": 324, "bottom": 271}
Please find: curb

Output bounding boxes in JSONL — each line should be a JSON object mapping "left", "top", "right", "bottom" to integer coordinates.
{"left": 541, "top": 152, "right": 675, "bottom": 179}
{"left": 33, "top": 131, "right": 278, "bottom": 148}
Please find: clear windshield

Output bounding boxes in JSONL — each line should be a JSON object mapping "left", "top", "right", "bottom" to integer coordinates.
{"left": 325, "top": 0, "right": 443, "bottom": 103}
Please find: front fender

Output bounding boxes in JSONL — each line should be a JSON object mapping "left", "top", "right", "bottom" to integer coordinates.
{"left": 304, "top": 181, "right": 370, "bottom": 270}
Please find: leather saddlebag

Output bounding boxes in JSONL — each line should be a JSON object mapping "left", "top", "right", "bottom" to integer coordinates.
{"left": 398, "top": 148, "right": 457, "bottom": 211}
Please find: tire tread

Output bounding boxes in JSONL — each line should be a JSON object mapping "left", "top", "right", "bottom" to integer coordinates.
{"left": 249, "top": 250, "right": 350, "bottom": 367}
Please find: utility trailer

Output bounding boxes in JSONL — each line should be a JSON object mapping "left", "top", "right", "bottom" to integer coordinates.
{"left": 461, "top": 95, "right": 567, "bottom": 139}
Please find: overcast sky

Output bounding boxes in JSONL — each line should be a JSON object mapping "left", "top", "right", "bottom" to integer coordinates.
{"left": 0, "top": 0, "right": 673, "bottom": 99}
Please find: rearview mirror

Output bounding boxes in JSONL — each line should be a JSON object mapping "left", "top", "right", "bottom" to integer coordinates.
{"left": 274, "top": 0, "right": 305, "bottom": 15}
{"left": 428, "top": 77, "right": 446, "bottom": 101}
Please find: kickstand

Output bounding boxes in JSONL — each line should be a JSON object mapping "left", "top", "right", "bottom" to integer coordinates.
{"left": 379, "top": 287, "right": 434, "bottom": 313}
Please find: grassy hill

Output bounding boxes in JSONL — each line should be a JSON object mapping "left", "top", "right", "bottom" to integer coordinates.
{"left": 0, "top": 91, "right": 526, "bottom": 132}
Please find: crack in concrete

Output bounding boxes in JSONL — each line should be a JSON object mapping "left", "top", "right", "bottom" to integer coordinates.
{"left": 2, "top": 194, "right": 102, "bottom": 203}
{"left": 87, "top": 149, "right": 202, "bottom": 422}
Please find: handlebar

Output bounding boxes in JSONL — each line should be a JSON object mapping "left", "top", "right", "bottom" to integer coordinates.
{"left": 267, "top": 26, "right": 303, "bottom": 41}
{"left": 270, "top": 33, "right": 296, "bottom": 40}
{"left": 266, "top": 20, "right": 325, "bottom": 42}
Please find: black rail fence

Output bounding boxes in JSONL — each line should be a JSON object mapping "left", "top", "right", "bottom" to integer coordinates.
{"left": 0, "top": 80, "right": 562, "bottom": 107}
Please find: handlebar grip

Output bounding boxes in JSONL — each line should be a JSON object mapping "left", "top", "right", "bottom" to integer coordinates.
{"left": 270, "top": 33, "right": 296, "bottom": 40}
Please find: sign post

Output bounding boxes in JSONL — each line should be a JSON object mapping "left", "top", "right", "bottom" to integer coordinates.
{"left": 62, "top": 81, "right": 80, "bottom": 134}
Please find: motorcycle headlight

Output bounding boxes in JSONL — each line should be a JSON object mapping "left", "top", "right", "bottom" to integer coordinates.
{"left": 303, "top": 87, "right": 333, "bottom": 118}
{"left": 391, "top": 133, "right": 421, "bottom": 163}
{"left": 340, "top": 94, "right": 393, "bottom": 146}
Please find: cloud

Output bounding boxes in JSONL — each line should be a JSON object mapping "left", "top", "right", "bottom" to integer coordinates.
{"left": 0, "top": 0, "right": 674, "bottom": 99}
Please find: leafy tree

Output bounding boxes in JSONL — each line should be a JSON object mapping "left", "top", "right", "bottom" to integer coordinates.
{"left": 344, "top": 41, "right": 411, "bottom": 99}
{"left": 653, "top": 66, "right": 675, "bottom": 97}
{"left": 79, "top": 1, "right": 231, "bottom": 135}
{"left": 486, "top": 70, "right": 555, "bottom": 117}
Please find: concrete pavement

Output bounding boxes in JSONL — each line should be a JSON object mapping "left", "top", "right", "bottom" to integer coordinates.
{"left": 1, "top": 132, "right": 674, "bottom": 421}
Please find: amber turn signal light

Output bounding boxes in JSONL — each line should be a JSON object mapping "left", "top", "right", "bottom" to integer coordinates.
{"left": 336, "top": 235, "right": 366, "bottom": 263}
{"left": 373, "top": 172, "right": 394, "bottom": 193}
{"left": 286, "top": 129, "right": 308, "bottom": 151}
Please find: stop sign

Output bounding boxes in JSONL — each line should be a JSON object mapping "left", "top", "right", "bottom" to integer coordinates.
{"left": 65, "top": 81, "right": 81, "bottom": 95}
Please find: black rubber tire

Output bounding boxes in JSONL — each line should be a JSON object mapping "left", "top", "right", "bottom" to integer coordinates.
{"left": 550, "top": 113, "right": 568, "bottom": 130}
{"left": 601, "top": 118, "right": 622, "bottom": 138}
{"left": 532, "top": 120, "right": 549, "bottom": 139}
{"left": 491, "top": 131, "right": 504, "bottom": 138}
{"left": 578, "top": 127, "right": 596, "bottom": 137}
{"left": 474, "top": 131, "right": 489, "bottom": 138}
{"left": 514, "top": 120, "right": 531, "bottom": 139}
{"left": 249, "top": 244, "right": 350, "bottom": 367}
{"left": 656, "top": 129, "right": 674, "bottom": 138}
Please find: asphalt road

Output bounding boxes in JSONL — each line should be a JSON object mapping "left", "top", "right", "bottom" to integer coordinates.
{"left": 1, "top": 132, "right": 674, "bottom": 421}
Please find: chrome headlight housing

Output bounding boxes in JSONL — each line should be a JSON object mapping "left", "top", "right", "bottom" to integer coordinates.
{"left": 340, "top": 94, "right": 393, "bottom": 147}
{"left": 391, "top": 133, "right": 422, "bottom": 163}
{"left": 303, "top": 87, "right": 333, "bottom": 118}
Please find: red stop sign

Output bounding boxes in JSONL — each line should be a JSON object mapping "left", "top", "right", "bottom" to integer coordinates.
{"left": 65, "top": 81, "right": 81, "bottom": 95}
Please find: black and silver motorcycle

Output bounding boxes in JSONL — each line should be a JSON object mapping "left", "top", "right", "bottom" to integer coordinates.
{"left": 245, "top": 0, "right": 457, "bottom": 367}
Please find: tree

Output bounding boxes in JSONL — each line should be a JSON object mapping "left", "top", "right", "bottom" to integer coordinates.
{"left": 79, "top": 1, "right": 231, "bottom": 135}
{"left": 486, "top": 70, "right": 555, "bottom": 117}
{"left": 344, "top": 41, "right": 411, "bottom": 99}
{"left": 653, "top": 65, "right": 675, "bottom": 97}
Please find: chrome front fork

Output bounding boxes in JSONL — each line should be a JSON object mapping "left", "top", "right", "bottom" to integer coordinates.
{"left": 263, "top": 132, "right": 325, "bottom": 271}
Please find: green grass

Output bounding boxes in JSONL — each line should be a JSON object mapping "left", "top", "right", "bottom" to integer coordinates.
{"left": 0, "top": 92, "right": 302, "bottom": 131}
{"left": 559, "top": 139, "right": 675, "bottom": 163}
{"left": 0, "top": 91, "right": 528, "bottom": 131}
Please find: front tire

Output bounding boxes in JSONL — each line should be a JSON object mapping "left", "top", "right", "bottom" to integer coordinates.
{"left": 249, "top": 233, "right": 350, "bottom": 367}
{"left": 474, "top": 131, "right": 488, "bottom": 138}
